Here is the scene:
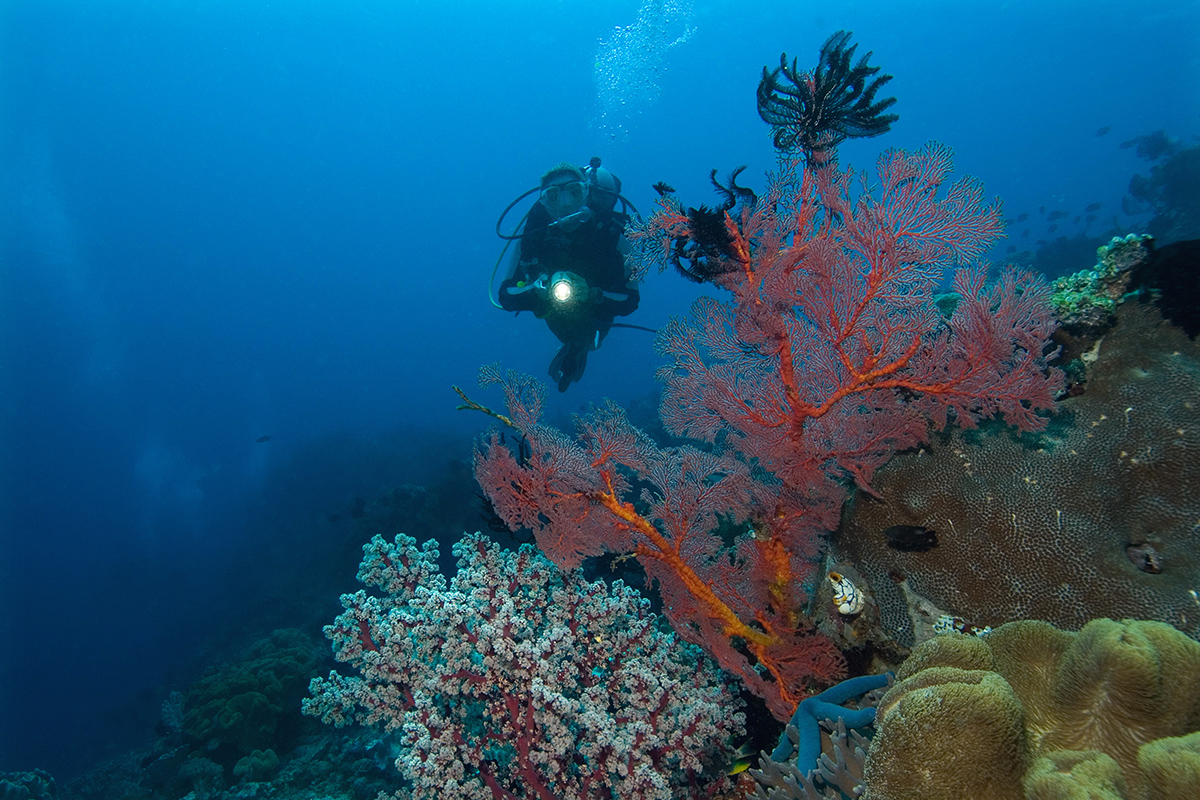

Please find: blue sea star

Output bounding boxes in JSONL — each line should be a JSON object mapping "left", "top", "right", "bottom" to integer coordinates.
{"left": 769, "top": 672, "right": 893, "bottom": 775}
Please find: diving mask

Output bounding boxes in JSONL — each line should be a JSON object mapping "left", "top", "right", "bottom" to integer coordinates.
{"left": 540, "top": 180, "right": 586, "bottom": 219}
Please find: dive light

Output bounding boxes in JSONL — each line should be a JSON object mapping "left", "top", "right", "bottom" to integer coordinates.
{"left": 549, "top": 271, "right": 577, "bottom": 304}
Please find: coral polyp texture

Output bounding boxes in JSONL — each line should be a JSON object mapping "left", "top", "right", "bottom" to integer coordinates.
{"left": 303, "top": 531, "right": 743, "bottom": 800}
{"left": 837, "top": 299, "right": 1200, "bottom": 646}
{"left": 864, "top": 618, "right": 1200, "bottom": 800}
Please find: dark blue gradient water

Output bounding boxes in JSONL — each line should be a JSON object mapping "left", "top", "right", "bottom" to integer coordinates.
{"left": 2, "top": 0, "right": 1196, "bottom": 780}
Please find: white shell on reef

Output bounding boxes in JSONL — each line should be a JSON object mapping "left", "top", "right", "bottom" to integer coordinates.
{"left": 828, "top": 571, "right": 865, "bottom": 615}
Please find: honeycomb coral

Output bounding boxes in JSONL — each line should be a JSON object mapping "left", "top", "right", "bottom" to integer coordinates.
{"left": 864, "top": 619, "right": 1200, "bottom": 800}
{"left": 837, "top": 300, "right": 1200, "bottom": 646}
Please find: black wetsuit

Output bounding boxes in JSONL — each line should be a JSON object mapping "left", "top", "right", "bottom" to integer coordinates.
{"left": 498, "top": 202, "right": 640, "bottom": 347}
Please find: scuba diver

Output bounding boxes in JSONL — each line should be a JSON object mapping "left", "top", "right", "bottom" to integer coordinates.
{"left": 492, "top": 157, "right": 641, "bottom": 392}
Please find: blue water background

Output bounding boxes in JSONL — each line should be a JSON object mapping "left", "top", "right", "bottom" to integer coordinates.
{"left": 2, "top": 0, "right": 1197, "bottom": 780}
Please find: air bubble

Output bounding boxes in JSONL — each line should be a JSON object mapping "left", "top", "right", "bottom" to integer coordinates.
{"left": 591, "top": 0, "right": 695, "bottom": 141}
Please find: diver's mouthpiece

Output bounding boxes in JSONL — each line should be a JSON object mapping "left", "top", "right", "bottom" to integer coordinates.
{"left": 549, "top": 207, "right": 592, "bottom": 230}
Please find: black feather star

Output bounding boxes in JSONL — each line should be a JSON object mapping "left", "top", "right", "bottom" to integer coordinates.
{"left": 709, "top": 166, "right": 757, "bottom": 211}
{"left": 665, "top": 168, "right": 759, "bottom": 285}
{"left": 757, "top": 30, "right": 898, "bottom": 161}
{"left": 668, "top": 205, "right": 742, "bottom": 284}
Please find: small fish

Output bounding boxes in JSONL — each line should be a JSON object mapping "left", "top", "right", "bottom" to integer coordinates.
{"left": 1022, "top": 229, "right": 1031, "bottom": 238}
{"left": 1048, "top": 224, "right": 1058, "bottom": 233}
{"left": 1037, "top": 239, "right": 1048, "bottom": 246}
{"left": 1016, "top": 212, "right": 1029, "bottom": 222}
{"left": 1086, "top": 214, "right": 1097, "bottom": 224}
{"left": 1072, "top": 216, "right": 1081, "bottom": 225}
{"left": 1005, "top": 245, "right": 1017, "bottom": 253}
{"left": 726, "top": 740, "right": 757, "bottom": 775}
{"left": 882, "top": 524, "right": 939, "bottom": 553}
{"left": 255, "top": 435, "right": 272, "bottom": 443}
{"left": 1039, "top": 205, "right": 1046, "bottom": 215}
{"left": 1126, "top": 542, "right": 1163, "bottom": 574}
{"left": 652, "top": 181, "right": 676, "bottom": 196}
{"left": 1047, "top": 210, "right": 1066, "bottom": 222}
{"left": 478, "top": 493, "right": 514, "bottom": 535}
{"left": 1084, "top": 202, "right": 1102, "bottom": 212}
{"left": 1095, "top": 125, "right": 1111, "bottom": 137}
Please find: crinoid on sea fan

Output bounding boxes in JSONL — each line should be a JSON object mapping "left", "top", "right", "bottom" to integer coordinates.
{"left": 709, "top": 165, "right": 757, "bottom": 211}
{"left": 757, "top": 30, "right": 898, "bottom": 162}
{"left": 670, "top": 204, "right": 741, "bottom": 283}
{"left": 667, "top": 168, "right": 758, "bottom": 284}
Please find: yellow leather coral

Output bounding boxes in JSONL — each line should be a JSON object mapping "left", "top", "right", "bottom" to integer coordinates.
{"left": 864, "top": 618, "right": 1200, "bottom": 800}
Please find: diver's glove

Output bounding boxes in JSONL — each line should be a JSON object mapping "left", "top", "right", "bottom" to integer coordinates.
{"left": 587, "top": 287, "right": 604, "bottom": 304}
{"left": 515, "top": 274, "right": 552, "bottom": 318}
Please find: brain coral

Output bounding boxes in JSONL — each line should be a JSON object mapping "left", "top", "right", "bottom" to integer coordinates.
{"left": 864, "top": 618, "right": 1200, "bottom": 800}
{"left": 836, "top": 300, "right": 1200, "bottom": 646}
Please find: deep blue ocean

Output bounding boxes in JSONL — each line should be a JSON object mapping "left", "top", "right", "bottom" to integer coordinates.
{"left": 2, "top": 0, "right": 1197, "bottom": 783}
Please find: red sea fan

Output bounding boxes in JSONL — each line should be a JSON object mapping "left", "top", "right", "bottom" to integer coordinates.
{"left": 639, "top": 142, "right": 1062, "bottom": 498}
{"left": 478, "top": 141, "right": 1061, "bottom": 722}
{"left": 474, "top": 366, "right": 846, "bottom": 718}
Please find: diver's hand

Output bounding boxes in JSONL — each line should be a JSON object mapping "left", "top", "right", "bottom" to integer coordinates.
{"left": 587, "top": 287, "right": 604, "bottom": 304}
